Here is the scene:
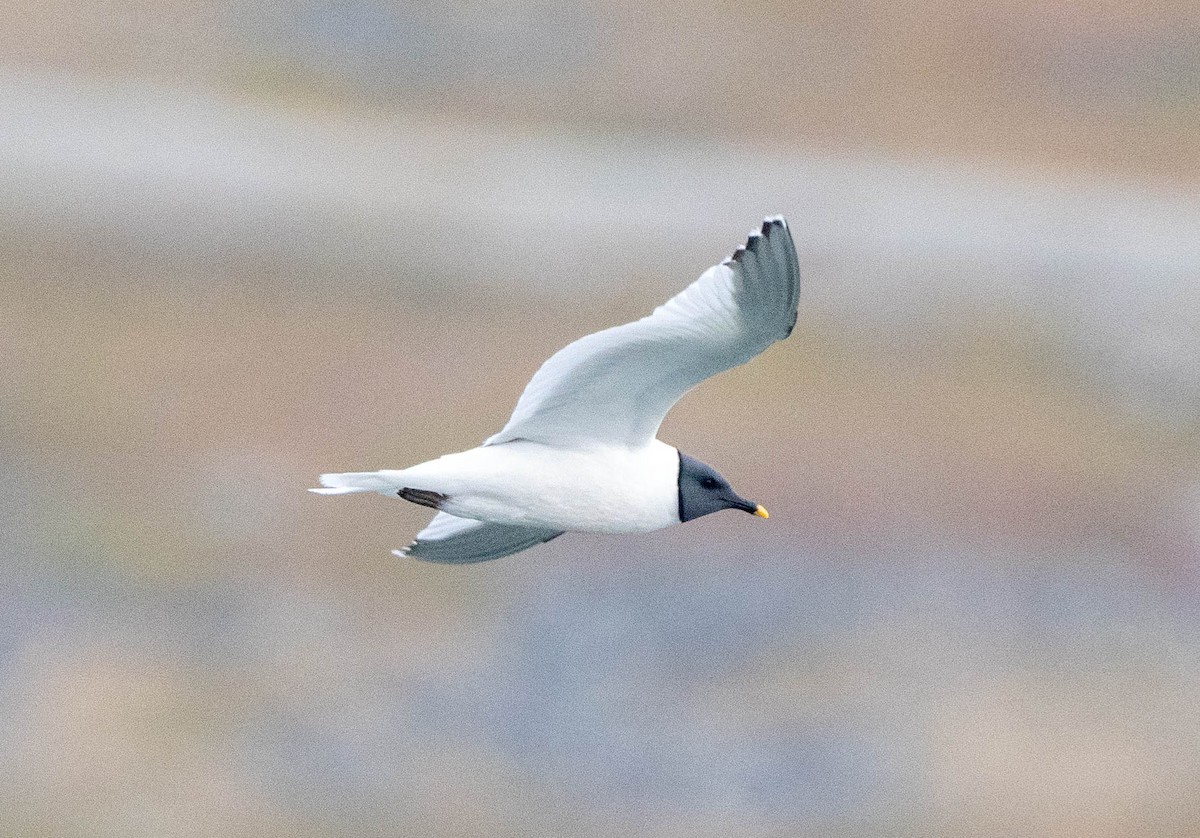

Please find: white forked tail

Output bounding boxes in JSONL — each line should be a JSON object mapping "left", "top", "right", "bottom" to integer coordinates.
{"left": 309, "top": 471, "right": 398, "bottom": 496}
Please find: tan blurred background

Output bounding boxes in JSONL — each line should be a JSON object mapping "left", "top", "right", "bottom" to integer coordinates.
{"left": 2, "top": 2, "right": 1199, "bottom": 836}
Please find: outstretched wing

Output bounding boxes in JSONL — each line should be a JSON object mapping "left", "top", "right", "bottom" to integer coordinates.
{"left": 395, "top": 512, "right": 563, "bottom": 565}
{"left": 485, "top": 216, "right": 800, "bottom": 449}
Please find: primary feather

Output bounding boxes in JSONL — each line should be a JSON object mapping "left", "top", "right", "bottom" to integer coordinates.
{"left": 484, "top": 217, "right": 799, "bottom": 449}
{"left": 396, "top": 512, "right": 563, "bottom": 564}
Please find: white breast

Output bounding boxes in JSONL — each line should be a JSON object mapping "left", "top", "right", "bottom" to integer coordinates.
{"left": 388, "top": 439, "right": 681, "bottom": 533}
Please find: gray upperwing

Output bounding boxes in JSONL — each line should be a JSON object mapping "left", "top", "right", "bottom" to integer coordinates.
{"left": 393, "top": 512, "right": 564, "bottom": 564}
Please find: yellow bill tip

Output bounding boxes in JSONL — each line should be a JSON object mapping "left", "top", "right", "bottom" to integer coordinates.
{"left": 754, "top": 504, "right": 769, "bottom": 519}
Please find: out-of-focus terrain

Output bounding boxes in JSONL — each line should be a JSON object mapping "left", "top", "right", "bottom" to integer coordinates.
{"left": 1, "top": 2, "right": 1198, "bottom": 836}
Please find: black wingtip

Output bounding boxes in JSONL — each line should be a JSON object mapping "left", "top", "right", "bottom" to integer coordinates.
{"left": 762, "top": 215, "right": 788, "bottom": 236}
{"left": 724, "top": 216, "right": 789, "bottom": 265}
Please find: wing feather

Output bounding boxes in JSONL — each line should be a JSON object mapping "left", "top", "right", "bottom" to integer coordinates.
{"left": 485, "top": 216, "right": 800, "bottom": 448}
{"left": 395, "top": 512, "right": 563, "bottom": 564}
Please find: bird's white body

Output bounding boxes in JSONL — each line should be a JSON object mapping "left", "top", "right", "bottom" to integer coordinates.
{"left": 312, "top": 216, "right": 800, "bottom": 563}
{"left": 348, "top": 440, "right": 681, "bottom": 533}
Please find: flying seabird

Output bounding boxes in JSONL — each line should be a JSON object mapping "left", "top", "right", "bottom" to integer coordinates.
{"left": 311, "top": 216, "right": 800, "bottom": 563}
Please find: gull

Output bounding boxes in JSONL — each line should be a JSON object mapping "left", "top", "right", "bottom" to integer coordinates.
{"left": 311, "top": 216, "right": 800, "bottom": 563}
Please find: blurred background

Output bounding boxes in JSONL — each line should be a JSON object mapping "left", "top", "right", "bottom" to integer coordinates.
{"left": 2, "top": 1, "right": 1199, "bottom": 835}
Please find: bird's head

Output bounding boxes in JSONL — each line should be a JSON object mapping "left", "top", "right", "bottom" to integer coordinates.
{"left": 677, "top": 452, "right": 769, "bottom": 523}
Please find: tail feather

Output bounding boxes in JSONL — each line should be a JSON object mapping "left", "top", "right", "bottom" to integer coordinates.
{"left": 309, "top": 471, "right": 398, "bottom": 496}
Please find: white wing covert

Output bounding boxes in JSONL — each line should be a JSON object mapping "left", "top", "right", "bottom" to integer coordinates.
{"left": 395, "top": 512, "right": 563, "bottom": 564}
{"left": 485, "top": 216, "right": 800, "bottom": 449}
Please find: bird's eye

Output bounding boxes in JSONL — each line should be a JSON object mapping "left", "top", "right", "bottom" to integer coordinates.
{"left": 700, "top": 477, "right": 719, "bottom": 490}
